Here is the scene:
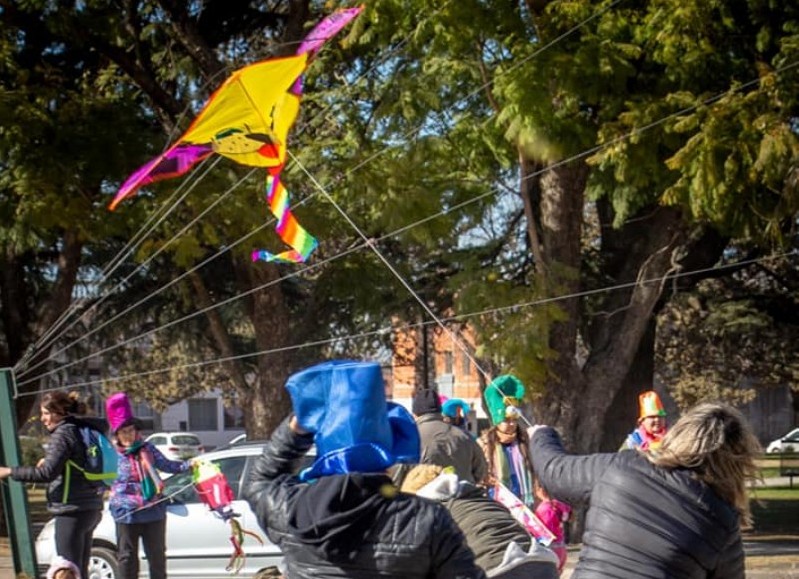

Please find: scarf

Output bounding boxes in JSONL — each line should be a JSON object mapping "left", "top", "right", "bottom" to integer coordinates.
{"left": 632, "top": 425, "right": 665, "bottom": 451}
{"left": 491, "top": 440, "right": 534, "bottom": 506}
{"left": 124, "top": 439, "right": 164, "bottom": 501}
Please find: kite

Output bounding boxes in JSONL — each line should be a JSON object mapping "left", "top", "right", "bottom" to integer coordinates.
{"left": 192, "top": 460, "right": 264, "bottom": 573}
{"left": 110, "top": 6, "right": 364, "bottom": 264}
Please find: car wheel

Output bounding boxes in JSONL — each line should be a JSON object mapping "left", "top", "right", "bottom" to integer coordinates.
{"left": 89, "top": 546, "right": 119, "bottom": 579}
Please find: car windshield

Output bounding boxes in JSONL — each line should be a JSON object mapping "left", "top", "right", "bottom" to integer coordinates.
{"left": 172, "top": 435, "right": 201, "bottom": 446}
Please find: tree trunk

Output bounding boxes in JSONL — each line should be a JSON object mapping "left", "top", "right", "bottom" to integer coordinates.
{"left": 531, "top": 161, "right": 588, "bottom": 434}
{"left": 11, "top": 229, "right": 83, "bottom": 426}
{"left": 572, "top": 206, "right": 687, "bottom": 452}
{"left": 189, "top": 270, "right": 250, "bottom": 395}
{"left": 599, "top": 319, "right": 656, "bottom": 451}
{"left": 235, "top": 258, "right": 294, "bottom": 439}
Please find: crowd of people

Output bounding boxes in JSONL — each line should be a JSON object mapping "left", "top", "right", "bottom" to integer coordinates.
{"left": 0, "top": 361, "right": 763, "bottom": 579}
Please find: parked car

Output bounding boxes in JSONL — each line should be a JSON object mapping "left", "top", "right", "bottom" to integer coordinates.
{"left": 766, "top": 427, "right": 799, "bottom": 453}
{"left": 35, "top": 441, "right": 311, "bottom": 579}
{"left": 227, "top": 433, "right": 247, "bottom": 446}
{"left": 145, "top": 432, "right": 204, "bottom": 460}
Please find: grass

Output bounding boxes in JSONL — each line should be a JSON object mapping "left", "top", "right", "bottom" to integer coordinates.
{"left": 757, "top": 454, "right": 786, "bottom": 480}
{"left": 752, "top": 487, "right": 799, "bottom": 500}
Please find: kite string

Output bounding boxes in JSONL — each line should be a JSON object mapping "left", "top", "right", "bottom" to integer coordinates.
{"left": 19, "top": 9, "right": 795, "bottom": 394}
{"left": 17, "top": 55, "right": 798, "bottom": 389}
{"left": 14, "top": 156, "right": 223, "bottom": 375}
{"left": 15, "top": 1, "right": 450, "bottom": 374}
{"left": 287, "top": 150, "right": 491, "bottom": 381}
{"left": 15, "top": 167, "right": 256, "bottom": 383}
{"left": 15, "top": 0, "right": 609, "bottom": 375}
{"left": 21, "top": 248, "right": 795, "bottom": 397}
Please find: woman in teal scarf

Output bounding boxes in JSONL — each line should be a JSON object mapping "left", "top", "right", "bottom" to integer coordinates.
{"left": 106, "top": 392, "right": 191, "bottom": 579}
{"left": 479, "top": 375, "right": 535, "bottom": 506}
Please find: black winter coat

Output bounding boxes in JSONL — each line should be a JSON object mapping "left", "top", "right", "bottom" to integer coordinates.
{"left": 443, "top": 484, "right": 532, "bottom": 572}
{"left": 12, "top": 416, "right": 105, "bottom": 515}
{"left": 530, "top": 427, "right": 744, "bottom": 579}
{"left": 244, "top": 417, "right": 486, "bottom": 579}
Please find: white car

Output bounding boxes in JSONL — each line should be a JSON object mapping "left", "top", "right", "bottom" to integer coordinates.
{"left": 766, "top": 427, "right": 799, "bottom": 453}
{"left": 145, "top": 432, "right": 204, "bottom": 461}
{"left": 35, "top": 442, "right": 314, "bottom": 579}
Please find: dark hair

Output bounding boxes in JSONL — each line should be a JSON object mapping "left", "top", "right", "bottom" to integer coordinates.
{"left": 41, "top": 390, "right": 87, "bottom": 416}
{"left": 482, "top": 423, "right": 533, "bottom": 484}
{"left": 412, "top": 389, "right": 442, "bottom": 415}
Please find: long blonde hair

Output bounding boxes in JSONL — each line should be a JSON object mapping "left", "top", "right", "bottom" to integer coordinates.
{"left": 647, "top": 403, "right": 761, "bottom": 525}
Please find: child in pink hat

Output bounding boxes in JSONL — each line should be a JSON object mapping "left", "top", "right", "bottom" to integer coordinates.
{"left": 46, "top": 556, "right": 81, "bottom": 579}
{"left": 106, "top": 392, "right": 193, "bottom": 579}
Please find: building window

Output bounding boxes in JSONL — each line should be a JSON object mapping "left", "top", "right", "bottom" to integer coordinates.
{"left": 443, "top": 351, "right": 453, "bottom": 375}
{"left": 188, "top": 399, "right": 218, "bottom": 431}
{"left": 131, "top": 401, "right": 158, "bottom": 431}
{"left": 461, "top": 352, "right": 471, "bottom": 376}
{"left": 224, "top": 404, "right": 245, "bottom": 430}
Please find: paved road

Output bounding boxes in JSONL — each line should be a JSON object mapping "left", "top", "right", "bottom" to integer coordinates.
{"left": 3, "top": 538, "right": 798, "bottom": 578}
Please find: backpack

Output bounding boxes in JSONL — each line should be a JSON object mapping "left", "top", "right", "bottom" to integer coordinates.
{"left": 62, "top": 425, "right": 119, "bottom": 502}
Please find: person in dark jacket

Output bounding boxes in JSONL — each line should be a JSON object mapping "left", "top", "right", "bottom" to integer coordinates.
{"left": 528, "top": 402, "right": 761, "bottom": 579}
{"left": 244, "top": 359, "right": 486, "bottom": 579}
{"left": 413, "top": 388, "right": 487, "bottom": 484}
{"left": 0, "top": 391, "right": 105, "bottom": 579}
{"left": 105, "top": 392, "right": 190, "bottom": 579}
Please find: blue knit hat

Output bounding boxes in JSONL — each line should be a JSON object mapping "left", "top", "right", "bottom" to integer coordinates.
{"left": 441, "top": 398, "right": 470, "bottom": 419}
{"left": 285, "top": 360, "right": 420, "bottom": 481}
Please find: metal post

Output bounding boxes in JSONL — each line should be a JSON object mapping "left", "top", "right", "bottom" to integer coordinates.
{"left": 0, "top": 369, "right": 38, "bottom": 577}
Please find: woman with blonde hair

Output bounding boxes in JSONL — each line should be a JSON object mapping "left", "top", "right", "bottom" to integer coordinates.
{"left": 528, "top": 403, "right": 760, "bottom": 578}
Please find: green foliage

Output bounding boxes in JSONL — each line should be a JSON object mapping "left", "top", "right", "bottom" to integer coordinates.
{"left": 18, "top": 436, "right": 45, "bottom": 467}
{"left": 3, "top": 0, "right": 798, "bottom": 437}
{"left": 656, "top": 253, "right": 799, "bottom": 411}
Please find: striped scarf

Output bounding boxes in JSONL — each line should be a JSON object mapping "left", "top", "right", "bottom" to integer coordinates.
{"left": 123, "top": 440, "right": 164, "bottom": 501}
{"left": 492, "top": 440, "right": 534, "bottom": 506}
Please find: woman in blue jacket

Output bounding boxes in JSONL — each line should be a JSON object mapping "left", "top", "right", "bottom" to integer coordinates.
{"left": 106, "top": 392, "right": 190, "bottom": 579}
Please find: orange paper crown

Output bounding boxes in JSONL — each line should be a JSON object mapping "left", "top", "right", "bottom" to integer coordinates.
{"left": 638, "top": 391, "right": 666, "bottom": 420}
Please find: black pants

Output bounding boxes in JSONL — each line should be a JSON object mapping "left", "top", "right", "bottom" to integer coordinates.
{"left": 54, "top": 509, "right": 103, "bottom": 579}
{"left": 116, "top": 518, "right": 168, "bottom": 579}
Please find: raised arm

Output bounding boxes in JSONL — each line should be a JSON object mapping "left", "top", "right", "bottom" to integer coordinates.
{"left": 529, "top": 426, "right": 622, "bottom": 505}
{"left": 149, "top": 444, "right": 190, "bottom": 474}
{"left": 244, "top": 415, "right": 314, "bottom": 534}
{"left": 10, "top": 427, "right": 73, "bottom": 483}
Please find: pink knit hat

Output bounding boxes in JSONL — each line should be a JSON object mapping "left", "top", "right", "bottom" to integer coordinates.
{"left": 105, "top": 392, "right": 137, "bottom": 433}
{"left": 46, "top": 556, "right": 81, "bottom": 579}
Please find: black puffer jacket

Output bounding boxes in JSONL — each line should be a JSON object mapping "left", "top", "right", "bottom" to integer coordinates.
{"left": 443, "top": 484, "right": 532, "bottom": 572}
{"left": 12, "top": 416, "right": 105, "bottom": 515}
{"left": 244, "top": 417, "right": 486, "bottom": 579}
{"left": 530, "top": 427, "right": 744, "bottom": 579}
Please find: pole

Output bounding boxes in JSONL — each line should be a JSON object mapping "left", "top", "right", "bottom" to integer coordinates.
{"left": 0, "top": 369, "right": 38, "bottom": 577}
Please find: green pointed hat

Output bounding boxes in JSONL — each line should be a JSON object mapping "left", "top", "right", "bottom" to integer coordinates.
{"left": 484, "top": 374, "right": 526, "bottom": 425}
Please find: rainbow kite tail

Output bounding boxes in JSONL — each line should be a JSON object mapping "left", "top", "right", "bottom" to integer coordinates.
{"left": 251, "top": 171, "right": 318, "bottom": 264}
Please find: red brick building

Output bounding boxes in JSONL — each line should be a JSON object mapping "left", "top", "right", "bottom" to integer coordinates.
{"left": 389, "top": 323, "right": 487, "bottom": 423}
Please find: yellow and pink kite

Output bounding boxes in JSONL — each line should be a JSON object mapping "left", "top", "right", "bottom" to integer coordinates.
{"left": 110, "top": 6, "right": 363, "bottom": 264}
